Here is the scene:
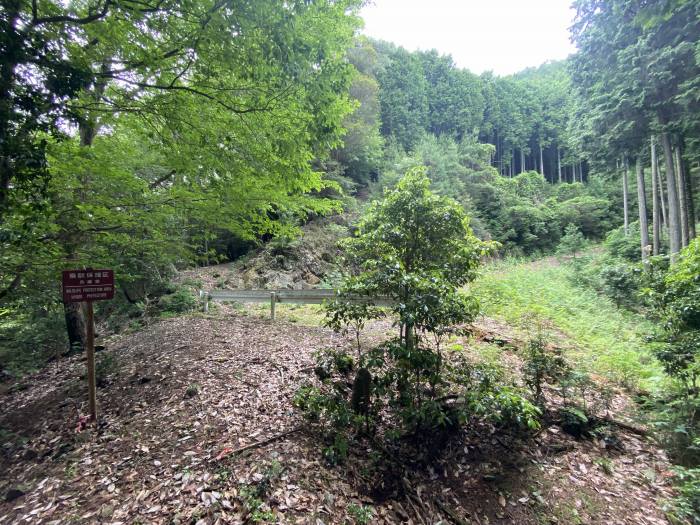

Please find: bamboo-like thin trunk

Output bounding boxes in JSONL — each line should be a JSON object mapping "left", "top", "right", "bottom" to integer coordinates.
{"left": 674, "top": 146, "right": 689, "bottom": 247}
{"left": 675, "top": 141, "right": 696, "bottom": 241}
{"left": 557, "top": 147, "right": 562, "bottom": 183}
{"left": 636, "top": 156, "right": 650, "bottom": 263}
{"left": 657, "top": 153, "right": 668, "bottom": 231}
{"left": 623, "top": 156, "right": 630, "bottom": 236}
{"left": 660, "top": 131, "right": 682, "bottom": 258}
{"left": 651, "top": 137, "right": 660, "bottom": 255}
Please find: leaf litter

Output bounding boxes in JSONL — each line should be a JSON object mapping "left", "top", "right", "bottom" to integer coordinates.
{"left": 0, "top": 309, "right": 676, "bottom": 524}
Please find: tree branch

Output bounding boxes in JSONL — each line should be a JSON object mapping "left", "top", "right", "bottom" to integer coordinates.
{"left": 0, "top": 271, "right": 24, "bottom": 301}
{"left": 31, "top": 1, "right": 112, "bottom": 27}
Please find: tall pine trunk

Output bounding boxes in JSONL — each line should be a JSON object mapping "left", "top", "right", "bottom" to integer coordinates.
{"left": 660, "top": 131, "right": 682, "bottom": 258}
{"left": 636, "top": 156, "right": 650, "bottom": 263}
{"left": 623, "top": 157, "right": 630, "bottom": 235}
{"left": 520, "top": 149, "right": 525, "bottom": 174}
{"left": 539, "top": 145, "right": 544, "bottom": 177}
{"left": 651, "top": 137, "right": 661, "bottom": 255}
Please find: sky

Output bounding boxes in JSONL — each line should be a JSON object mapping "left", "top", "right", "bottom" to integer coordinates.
{"left": 359, "top": 0, "right": 578, "bottom": 76}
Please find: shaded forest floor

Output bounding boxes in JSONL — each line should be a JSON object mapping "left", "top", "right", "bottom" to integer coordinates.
{"left": 0, "top": 263, "right": 677, "bottom": 525}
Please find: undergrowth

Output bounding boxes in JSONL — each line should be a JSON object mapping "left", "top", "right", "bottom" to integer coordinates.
{"left": 471, "top": 257, "right": 664, "bottom": 392}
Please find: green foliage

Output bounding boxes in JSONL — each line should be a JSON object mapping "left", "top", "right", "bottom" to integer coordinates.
{"left": 158, "top": 287, "right": 198, "bottom": 315}
{"left": 644, "top": 240, "right": 700, "bottom": 465}
{"left": 0, "top": 305, "right": 67, "bottom": 378}
{"left": 489, "top": 386, "right": 543, "bottom": 431}
{"left": 558, "top": 224, "right": 588, "bottom": 258}
{"left": 185, "top": 383, "right": 201, "bottom": 398}
{"left": 1, "top": 0, "right": 363, "bottom": 367}
{"left": 558, "top": 406, "right": 591, "bottom": 438}
{"left": 663, "top": 466, "right": 700, "bottom": 525}
{"left": 237, "top": 460, "right": 284, "bottom": 523}
{"left": 299, "top": 172, "right": 542, "bottom": 457}
{"left": 647, "top": 239, "right": 700, "bottom": 385}
{"left": 474, "top": 258, "right": 662, "bottom": 390}
{"left": 605, "top": 225, "right": 644, "bottom": 263}
{"left": 347, "top": 502, "right": 374, "bottom": 524}
{"left": 523, "top": 325, "right": 568, "bottom": 405}
{"left": 598, "top": 260, "right": 643, "bottom": 309}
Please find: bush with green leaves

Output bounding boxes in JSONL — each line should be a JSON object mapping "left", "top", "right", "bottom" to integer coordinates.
{"left": 663, "top": 466, "right": 700, "bottom": 524}
{"left": 522, "top": 325, "right": 568, "bottom": 405}
{"left": 158, "top": 286, "right": 198, "bottom": 314}
{"left": 598, "top": 259, "right": 643, "bottom": 309}
{"left": 297, "top": 169, "right": 540, "bottom": 453}
{"left": 644, "top": 240, "right": 700, "bottom": 464}
{"left": 557, "top": 223, "right": 587, "bottom": 259}
{"left": 604, "top": 223, "right": 644, "bottom": 263}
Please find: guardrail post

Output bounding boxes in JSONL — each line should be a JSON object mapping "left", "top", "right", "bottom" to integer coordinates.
{"left": 270, "top": 291, "right": 276, "bottom": 320}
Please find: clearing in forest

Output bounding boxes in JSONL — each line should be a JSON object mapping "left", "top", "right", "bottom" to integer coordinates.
{"left": 0, "top": 259, "right": 675, "bottom": 525}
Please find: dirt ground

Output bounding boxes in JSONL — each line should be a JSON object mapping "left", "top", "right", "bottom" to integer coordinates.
{"left": 0, "top": 310, "right": 676, "bottom": 524}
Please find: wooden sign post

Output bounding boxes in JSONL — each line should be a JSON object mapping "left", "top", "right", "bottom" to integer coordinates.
{"left": 62, "top": 269, "right": 115, "bottom": 423}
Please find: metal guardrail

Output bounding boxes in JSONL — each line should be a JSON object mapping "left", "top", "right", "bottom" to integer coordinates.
{"left": 200, "top": 288, "right": 394, "bottom": 319}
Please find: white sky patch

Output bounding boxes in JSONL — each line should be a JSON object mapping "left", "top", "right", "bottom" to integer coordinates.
{"left": 360, "top": 0, "right": 577, "bottom": 75}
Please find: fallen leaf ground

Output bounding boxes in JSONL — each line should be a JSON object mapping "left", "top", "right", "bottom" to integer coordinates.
{"left": 0, "top": 306, "right": 676, "bottom": 524}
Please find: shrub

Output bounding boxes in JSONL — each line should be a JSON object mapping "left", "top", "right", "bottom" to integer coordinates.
{"left": 558, "top": 406, "right": 591, "bottom": 438}
{"left": 297, "top": 169, "right": 545, "bottom": 467}
{"left": 523, "top": 325, "right": 568, "bottom": 405}
{"left": 663, "top": 466, "right": 700, "bottom": 525}
{"left": 598, "top": 259, "right": 642, "bottom": 308}
{"left": 158, "top": 286, "right": 197, "bottom": 314}
{"left": 298, "top": 169, "right": 538, "bottom": 456}
{"left": 325, "top": 169, "right": 494, "bottom": 433}
{"left": 604, "top": 224, "right": 642, "bottom": 262}
{"left": 557, "top": 223, "right": 587, "bottom": 259}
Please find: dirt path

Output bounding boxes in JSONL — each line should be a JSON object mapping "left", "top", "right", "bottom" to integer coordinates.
{"left": 0, "top": 312, "right": 674, "bottom": 524}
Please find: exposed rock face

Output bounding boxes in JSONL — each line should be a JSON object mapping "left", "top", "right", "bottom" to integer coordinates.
{"left": 176, "top": 215, "right": 353, "bottom": 292}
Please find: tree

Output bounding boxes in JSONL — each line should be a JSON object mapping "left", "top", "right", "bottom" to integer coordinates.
{"left": 377, "top": 46, "right": 429, "bottom": 150}
{"left": 0, "top": 0, "right": 363, "bottom": 351}
{"left": 558, "top": 223, "right": 587, "bottom": 259}
{"left": 332, "top": 39, "right": 384, "bottom": 186}
{"left": 326, "top": 168, "right": 497, "bottom": 432}
{"left": 570, "top": 0, "right": 700, "bottom": 258}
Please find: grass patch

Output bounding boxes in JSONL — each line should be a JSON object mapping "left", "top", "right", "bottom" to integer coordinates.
{"left": 470, "top": 258, "right": 664, "bottom": 392}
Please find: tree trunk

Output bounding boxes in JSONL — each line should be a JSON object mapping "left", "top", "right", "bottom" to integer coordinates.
{"left": 511, "top": 150, "right": 514, "bottom": 178}
{"left": 557, "top": 147, "right": 562, "bottom": 183}
{"left": 660, "top": 131, "right": 682, "bottom": 258}
{"left": 520, "top": 149, "right": 525, "bottom": 174}
{"left": 675, "top": 140, "right": 696, "bottom": 242}
{"left": 623, "top": 157, "right": 630, "bottom": 235}
{"left": 657, "top": 153, "right": 668, "bottom": 232}
{"left": 636, "top": 156, "right": 650, "bottom": 263}
{"left": 674, "top": 145, "right": 690, "bottom": 247}
{"left": 539, "top": 145, "right": 544, "bottom": 178}
{"left": 63, "top": 302, "right": 87, "bottom": 354}
{"left": 651, "top": 137, "right": 661, "bottom": 255}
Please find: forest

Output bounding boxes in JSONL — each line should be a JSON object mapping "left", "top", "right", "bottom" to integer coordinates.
{"left": 1, "top": 0, "right": 699, "bottom": 523}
